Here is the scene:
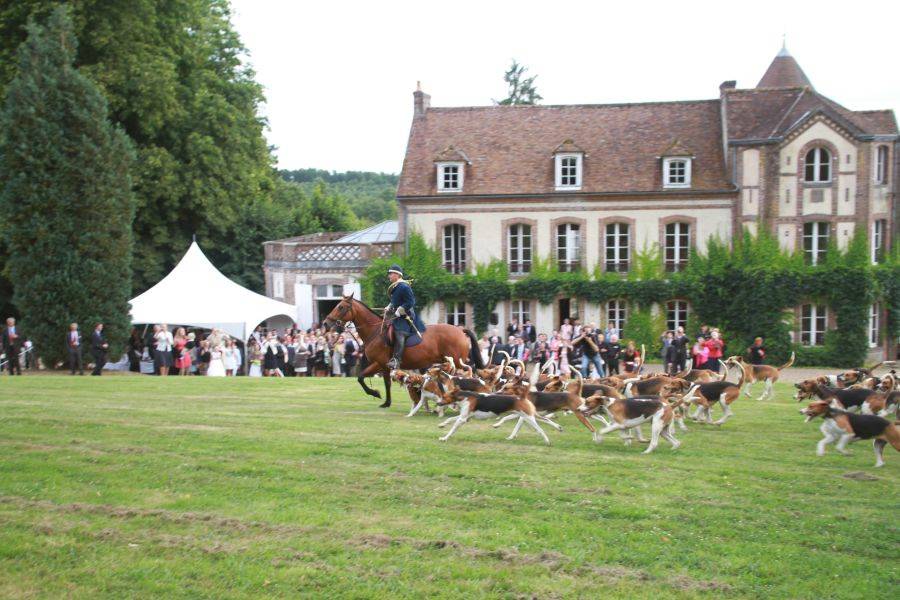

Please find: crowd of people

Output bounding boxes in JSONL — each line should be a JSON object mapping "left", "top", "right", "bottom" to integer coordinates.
{"left": 477, "top": 318, "right": 747, "bottom": 379}
{"left": 2, "top": 313, "right": 769, "bottom": 377}
{"left": 118, "top": 323, "right": 365, "bottom": 377}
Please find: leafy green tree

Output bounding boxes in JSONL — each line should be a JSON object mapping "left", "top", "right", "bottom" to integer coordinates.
{"left": 308, "top": 181, "right": 360, "bottom": 232}
{"left": 495, "top": 60, "right": 542, "bottom": 105}
{"left": 0, "top": 6, "right": 135, "bottom": 366}
{"left": 0, "top": 0, "right": 277, "bottom": 294}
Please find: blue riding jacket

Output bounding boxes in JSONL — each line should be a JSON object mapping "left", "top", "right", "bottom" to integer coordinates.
{"left": 389, "top": 281, "right": 426, "bottom": 336}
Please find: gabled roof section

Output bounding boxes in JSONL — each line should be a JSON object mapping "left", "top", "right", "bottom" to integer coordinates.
{"left": 398, "top": 101, "right": 731, "bottom": 197}
{"left": 659, "top": 138, "right": 694, "bottom": 157}
{"left": 757, "top": 45, "right": 813, "bottom": 89}
{"left": 433, "top": 145, "right": 471, "bottom": 164}
{"left": 552, "top": 139, "right": 586, "bottom": 154}
{"left": 725, "top": 88, "right": 898, "bottom": 141}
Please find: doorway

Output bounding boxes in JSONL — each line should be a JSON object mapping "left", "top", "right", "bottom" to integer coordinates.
{"left": 558, "top": 297, "right": 579, "bottom": 327}
{"left": 316, "top": 299, "right": 340, "bottom": 326}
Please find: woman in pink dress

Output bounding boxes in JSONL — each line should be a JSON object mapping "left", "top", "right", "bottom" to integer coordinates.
{"left": 173, "top": 327, "right": 192, "bottom": 375}
{"left": 560, "top": 318, "right": 573, "bottom": 341}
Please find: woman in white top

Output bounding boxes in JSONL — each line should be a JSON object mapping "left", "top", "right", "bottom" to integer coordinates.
{"left": 206, "top": 342, "right": 226, "bottom": 377}
{"left": 223, "top": 338, "right": 238, "bottom": 376}
{"left": 155, "top": 324, "right": 174, "bottom": 376}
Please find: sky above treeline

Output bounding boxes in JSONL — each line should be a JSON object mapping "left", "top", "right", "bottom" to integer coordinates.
{"left": 229, "top": 0, "right": 900, "bottom": 174}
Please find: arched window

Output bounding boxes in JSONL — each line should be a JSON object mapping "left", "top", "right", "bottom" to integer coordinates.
{"left": 802, "top": 222, "right": 829, "bottom": 265}
{"left": 666, "top": 300, "right": 688, "bottom": 331}
{"left": 606, "top": 300, "right": 627, "bottom": 336}
{"left": 875, "top": 145, "right": 888, "bottom": 184}
{"left": 605, "top": 222, "right": 630, "bottom": 273}
{"left": 664, "top": 222, "right": 690, "bottom": 272}
{"left": 508, "top": 223, "right": 532, "bottom": 275}
{"left": 442, "top": 224, "right": 466, "bottom": 274}
{"left": 804, "top": 147, "right": 831, "bottom": 182}
{"left": 556, "top": 223, "right": 581, "bottom": 272}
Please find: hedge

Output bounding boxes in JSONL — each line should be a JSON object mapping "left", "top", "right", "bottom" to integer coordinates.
{"left": 361, "top": 229, "right": 898, "bottom": 368}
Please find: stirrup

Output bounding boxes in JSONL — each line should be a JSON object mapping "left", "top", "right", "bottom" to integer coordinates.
{"left": 387, "top": 358, "right": 399, "bottom": 370}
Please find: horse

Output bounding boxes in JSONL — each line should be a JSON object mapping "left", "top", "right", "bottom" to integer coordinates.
{"left": 323, "top": 294, "right": 485, "bottom": 408}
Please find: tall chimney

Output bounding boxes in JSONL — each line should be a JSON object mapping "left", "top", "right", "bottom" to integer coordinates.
{"left": 413, "top": 81, "right": 430, "bottom": 117}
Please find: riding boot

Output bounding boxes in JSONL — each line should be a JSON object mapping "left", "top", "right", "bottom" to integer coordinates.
{"left": 388, "top": 334, "right": 406, "bottom": 370}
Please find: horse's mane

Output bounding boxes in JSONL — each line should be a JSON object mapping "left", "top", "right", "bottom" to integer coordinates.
{"left": 350, "top": 297, "right": 383, "bottom": 320}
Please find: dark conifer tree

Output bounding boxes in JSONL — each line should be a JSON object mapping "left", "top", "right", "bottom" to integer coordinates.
{"left": 0, "top": 6, "right": 135, "bottom": 367}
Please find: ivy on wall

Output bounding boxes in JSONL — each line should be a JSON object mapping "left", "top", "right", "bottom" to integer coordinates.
{"left": 361, "top": 231, "right": 898, "bottom": 368}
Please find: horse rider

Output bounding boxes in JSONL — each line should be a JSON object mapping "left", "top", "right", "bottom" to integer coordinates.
{"left": 385, "top": 264, "right": 426, "bottom": 369}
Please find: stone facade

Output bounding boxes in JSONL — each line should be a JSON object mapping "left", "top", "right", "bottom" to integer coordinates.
{"left": 396, "top": 48, "right": 898, "bottom": 359}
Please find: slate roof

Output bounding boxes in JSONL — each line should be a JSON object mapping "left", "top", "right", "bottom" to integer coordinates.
{"left": 398, "top": 101, "right": 731, "bottom": 197}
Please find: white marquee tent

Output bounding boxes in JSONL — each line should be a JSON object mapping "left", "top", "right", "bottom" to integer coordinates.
{"left": 129, "top": 242, "right": 296, "bottom": 340}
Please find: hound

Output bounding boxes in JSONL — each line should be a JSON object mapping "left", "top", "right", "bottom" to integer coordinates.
{"left": 837, "top": 361, "right": 896, "bottom": 386}
{"left": 623, "top": 375, "right": 678, "bottom": 398}
{"left": 793, "top": 381, "right": 878, "bottom": 414}
{"left": 801, "top": 399, "right": 900, "bottom": 467}
{"left": 674, "top": 362, "right": 726, "bottom": 383}
{"left": 668, "top": 379, "right": 741, "bottom": 425}
{"left": 496, "top": 369, "right": 597, "bottom": 440}
{"left": 392, "top": 367, "right": 456, "bottom": 418}
{"left": 580, "top": 392, "right": 682, "bottom": 454}
{"left": 725, "top": 352, "right": 794, "bottom": 401}
{"left": 435, "top": 387, "right": 550, "bottom": 444}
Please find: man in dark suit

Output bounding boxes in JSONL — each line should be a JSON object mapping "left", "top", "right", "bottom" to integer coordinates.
{"left": 521, "top": 319, "right": 537, "bottom": 343}
{"left": 489, "top": 336, "right": 510, "bottom": 365}
{"left": 2, "top": 317, "right": 22, "bottom": 375}
{"left": 67, "top": 322, "right": 84, "bottom": 375}
{"left": 91, "top": 323, "right": 109, "bottom": 376}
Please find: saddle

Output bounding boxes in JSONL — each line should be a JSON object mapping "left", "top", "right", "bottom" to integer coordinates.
{"left": 382, "top": 323, "right": 422, "bottom": 348}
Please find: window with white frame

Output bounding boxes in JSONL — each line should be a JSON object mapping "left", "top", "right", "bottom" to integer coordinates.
{"left": 803, "top": 221, "right": 829, "bottom": 265}
{"left": 511, "top": 300, "right": 530, "bottom": 325}
{"left": 800, "top": 304, "right": 827, "bottom": 346}
{"left": 804, "top": 147, "right": 831, "bottom": 182}
{"left": 556, "top": 223, "right": 581, "bottom": 272}
{"left": 664, "top": 222, "right": 690, "bottom": 272}
{"left": 872, "top": 219, "right": 886, "bottom": 264}
{"left": 555, "top": 153, "right": 582, "bottom": 190}
{"left": 508, "top": 223, "right": 532, "bottom": 275}
{"left": 605, "top": 222, "right": 630, "bottom": 273}
{"left": 666, "top": 300, "right": 688, "bottom": 331}
{"left": 606, "top": 300, "right": 627, "bottom": 336}
{"left": 436, "top": 162, "right": 463, "bottom": 192}
{"left": 272, "top": 272, "right": 284, "bottom": 298}
{"left": 869, "top": 303, "right": 880, "bottom": 347}
{"left": 442, "top": 224, "right": 466, "bottom": 273}
{"left": 446, "top": 302, "right": 466, "bottom": 327}
{"left": 663, "top": 158, "right": 691, "bottom": 188}
{"left": 875, "top": 146, "right": 888, "bottom": 185}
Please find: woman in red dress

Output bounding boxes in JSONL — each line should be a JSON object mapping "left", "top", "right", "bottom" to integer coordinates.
{"left": 173, "top": 327, "right": 192, "bottom": 376}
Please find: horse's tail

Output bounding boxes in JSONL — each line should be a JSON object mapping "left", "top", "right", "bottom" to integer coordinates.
{"left": 464, "top": 329, "right": 485, "bottom": 370}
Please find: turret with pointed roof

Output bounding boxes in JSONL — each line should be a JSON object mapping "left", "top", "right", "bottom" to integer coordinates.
{"left": 757, "top": 43, "right": 813, "bottom": 89}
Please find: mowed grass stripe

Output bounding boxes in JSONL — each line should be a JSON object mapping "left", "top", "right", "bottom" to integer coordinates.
{"left": 0, "top": 376, "right": 897, "bottom": 598}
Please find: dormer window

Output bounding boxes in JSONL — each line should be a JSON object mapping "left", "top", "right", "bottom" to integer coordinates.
{"left": 555, "top": 153, "right": 582, "bottom": 190}
{"left": 436, "top": 162, "right": 464, "bottom": 192}
{"left": 663, "top": 158, "right": 691, "bottom": 188}
{"left": 433, "top": 146, "right": 470, "bottom": 193}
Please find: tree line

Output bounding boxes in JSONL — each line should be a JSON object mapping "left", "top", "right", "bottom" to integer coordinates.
{"left": 0, "top": 1, "right": 397, "bottom": 366}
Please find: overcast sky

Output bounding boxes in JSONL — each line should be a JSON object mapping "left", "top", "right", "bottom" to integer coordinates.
{"left": 229, "top": 0, "right": 900, "bottom": 174}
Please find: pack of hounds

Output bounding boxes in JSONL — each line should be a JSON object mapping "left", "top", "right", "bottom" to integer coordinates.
{"left": 391, "top": 352, "right": 900, "bottom": 467}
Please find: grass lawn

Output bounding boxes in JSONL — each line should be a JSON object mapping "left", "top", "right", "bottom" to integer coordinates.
{"left": 0, "top": 375, "right": 897, "bottom": 598}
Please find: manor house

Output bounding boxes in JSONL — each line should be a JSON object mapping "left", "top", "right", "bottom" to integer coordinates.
{"left": 395, "top": 46, "right": 897, "bottom": 359}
